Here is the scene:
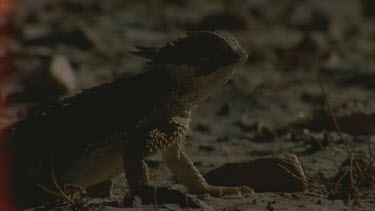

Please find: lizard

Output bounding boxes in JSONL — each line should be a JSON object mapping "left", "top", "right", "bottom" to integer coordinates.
{"left": 0, "top": 30, "right": 253, "bottom": 208}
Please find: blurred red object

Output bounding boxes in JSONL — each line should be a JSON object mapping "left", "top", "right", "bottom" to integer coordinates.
{"left": 0, "top": 137, "right": 17, "bottom": 211}
{"left": 0, "top": 0, "right": 14, "bottom": 15}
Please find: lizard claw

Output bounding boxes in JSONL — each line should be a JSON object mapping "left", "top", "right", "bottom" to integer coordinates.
{"left": 124, "top": 185, "right": 203, "bottom": 208}
{"left": 123, "top": 185, "right": 152, "bottom": 207}
{"left": 207, "top": 185, "right": 254, "bottom": 198}
{"left": 238, "top": 186, "right": 255, "bottom": 195}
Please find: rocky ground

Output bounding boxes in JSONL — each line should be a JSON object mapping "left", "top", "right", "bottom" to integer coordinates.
{"left": 1, "top": 0, "right": 375, "bottom": 210}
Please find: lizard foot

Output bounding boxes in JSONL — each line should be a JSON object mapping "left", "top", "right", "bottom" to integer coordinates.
{"left": 207, "top": 185, "right": 254, "bottom": 198}
{"left": 123, "top": 185, "right": 202, "bottom": 208}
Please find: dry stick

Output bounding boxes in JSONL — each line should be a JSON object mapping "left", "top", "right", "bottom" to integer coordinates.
{"left": 334, "top": 170, "right": 351, "bottom": 190}
{"left": 296, "top": 155, "right": 327, "bottom": 192}
{"left": 296, "top": 155, "right": 333, "bottom": 191}
{"left": 297, "top": 155, "right": 306, "bottom": 174}
{"left": 361, "top": 185, "right": 375, "bottom": 198}
{"left": 153, "top": 173, "right": 158, "bottom": 210}
{"left": 50, "top": 160, "right": 76, "bottom": 204}
{"left": 38, "top": 184, "right": 68, "bottom": 199}
{"left": 368, "top": 142, "right": 375, "bottom": 159}
{"left": 276, "top": 164, "right": 325, "bottom": 196}
{"left": 37, "top": 160, "right": 75, "bottom": 205}
{"left": 314, "top": 61, "right": 355, "bottom": 195}
{"left": 38, "top": 160, "right": 92, "bottom": 209}
{"left": 304, "top": 174, "right": 340, "bottom": 187}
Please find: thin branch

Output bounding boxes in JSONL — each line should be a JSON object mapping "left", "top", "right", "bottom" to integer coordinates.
{"left": 153, "top": 173, "right": 158, "bottom": 210}
{"left": 314, "top": 60, "right": 355, "bottom": 191}
{"left": 49, "top": 159, "right": 76, "bottom": 205}
{"left": 37, "top": 184, "right": 66, "bottom": 199}
{"left": 334, "top": 169, "right": 350, "bottom": 191}
{"left": 277, "top": 163, "right": 325, "bottom": 195}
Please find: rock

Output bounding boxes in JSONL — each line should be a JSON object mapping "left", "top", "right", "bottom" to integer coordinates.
{"left": 6, "top": 55, "right": 78, "bottom": 103}
{"left": 294, "top": 101, "right": 375, "bottom": 135}
{"left": 49, "top": 55, "right": 78, "bottom": 94}
{"left": 205, "top": 154, "right": 307, "bottom": 192}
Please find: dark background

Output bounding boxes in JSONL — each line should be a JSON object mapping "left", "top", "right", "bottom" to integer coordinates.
{"left": 1, "top": 0, "right": 374, "bottom": 210}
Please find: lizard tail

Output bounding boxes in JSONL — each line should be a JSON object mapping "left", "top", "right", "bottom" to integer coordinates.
{"left": 0, "top": 130, "right": 46, "bottom": 210}
{"left": 0, "top": 135, "right": 19, "bottom": 211}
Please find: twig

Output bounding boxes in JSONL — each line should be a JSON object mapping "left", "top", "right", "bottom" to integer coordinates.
{"left": 297, "top": 155, "right": 306, "bottom": 173}
{"left": 314, "top": 61, "right": 355, "bottom": 193}
{"left": 368, "top": 142, "right": 374, "bottom": 159}
{"left": 37, "top": 160, "right": 76, "bottom": 205}
{"left": 37, "top": 184, "right": 67, "bottom": 199}
{"left": 153, "top": 173, "right": 158, "bottom": 210}
{"left": 334, "top": 169, "right": 350, "bottom": 191}
{"left": 38, "top": 159, "right": 93, "bottom": 209}
{"left": 305, "top": 192, "right": 325, "bottom": 197}
{"left": 49, "top": 160, "right": 76, "bottom": 205}
{"left": 277, "top": 163, "right": 325, "bottom": 196}
{"left": 304, "top": 173, "right": 341, "bottom": 187}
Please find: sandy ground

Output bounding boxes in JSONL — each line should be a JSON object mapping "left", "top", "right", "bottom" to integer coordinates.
{"left": 1, "top": 0, "right": 375, "bottom": 210}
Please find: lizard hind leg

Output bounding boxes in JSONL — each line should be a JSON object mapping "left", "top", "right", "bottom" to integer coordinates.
{"left": 162, "top": 143, "right": 254, "bottom": 197}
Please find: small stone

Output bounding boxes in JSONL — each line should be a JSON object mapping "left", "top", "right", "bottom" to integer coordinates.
{"left": 294, "top": 101, "right": 375, "bottom": 135}
{"left": 6, "top": 55, "right": 78, "bottom": 103}
{"left": 205, "top": 154, "right": 307, "bottom": 193}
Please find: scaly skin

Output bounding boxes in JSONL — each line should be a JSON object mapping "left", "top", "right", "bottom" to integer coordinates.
{"left": 0, "top": 31, "right": 253, "bottom": 208}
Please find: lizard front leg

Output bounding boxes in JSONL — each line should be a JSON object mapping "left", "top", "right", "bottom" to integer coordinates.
{"left": 123, "top": 155, "right": 150, "bottom": 190}
{"left": 123, "top": 129, "right": 171, "bottom": 192}
{"left": 123, "top": 128, "right": 187, "bottom": 207}
{"left": 162, "top": 142, "right": 254, "bottom": 197}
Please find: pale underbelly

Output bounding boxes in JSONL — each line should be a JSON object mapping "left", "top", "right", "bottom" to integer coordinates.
{"left": 57, "top": 147, "right": 125, "bottom": 188}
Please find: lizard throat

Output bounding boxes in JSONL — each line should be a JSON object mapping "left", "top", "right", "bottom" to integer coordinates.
{"left": 172, "top": 66, "right": 237, "bottom": 107}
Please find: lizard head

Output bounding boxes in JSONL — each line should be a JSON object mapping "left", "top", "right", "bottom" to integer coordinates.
{"left": 132, "top": 31, "right": 247, "bottom": 104}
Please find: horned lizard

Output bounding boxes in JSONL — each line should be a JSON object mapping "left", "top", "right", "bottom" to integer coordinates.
{"left": 0, "top": 31, "right": 252, "bottom": 208}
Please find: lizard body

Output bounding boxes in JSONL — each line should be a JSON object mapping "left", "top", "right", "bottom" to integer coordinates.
{"left": 0, "top": 31, "right": 252, "bottom": 208}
